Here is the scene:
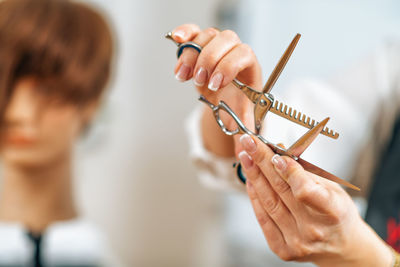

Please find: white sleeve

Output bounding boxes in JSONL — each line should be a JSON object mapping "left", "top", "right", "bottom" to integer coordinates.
{"left": 185, "top": 104, "right": 245, "bottom": 192}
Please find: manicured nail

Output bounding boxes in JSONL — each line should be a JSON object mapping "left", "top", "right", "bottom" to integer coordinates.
{"left": 239, "top": 151, "right": 253, "bottom": 169}
{"left": 194, "top": 67, "right": 207, "bottom": 86}
{"left": 240, "top": 134, "right": 257, "bottom": 154}
{"left": 175, "top": 64, "right": 191, "bottom": 81}
{"left": 173, "top": 30, "right": 185, "bottom": 39}
{"left": 208, "top": 72, "right": 223, "bottom": 91}
{"left": 271, "top": 154, "right": 287, "bottom": 171}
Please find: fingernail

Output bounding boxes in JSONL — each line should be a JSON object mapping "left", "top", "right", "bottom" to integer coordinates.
{"left": 175, "top": 64, "right": 191, "bottom": 82}
{"left": 271, "top": 155, "right": 287, "bottom": 171}
{"left": 240, "top": 134, "right": 257, "bottom": 154}
{"left": 208, "top": 72, "right": 223, "bottom": 91}
{"left": 194, "top": 67, "right": 207, "bottom": 86}
{"left": 239, "top": 151, "right": 253, "bottom": 169}
{"left": 173, "top": 30, "right": 185, "bottom": 39}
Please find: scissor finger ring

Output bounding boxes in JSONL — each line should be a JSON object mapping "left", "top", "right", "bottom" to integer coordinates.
{"left": 176, "top": 41, "right": 202, "bottom": 58}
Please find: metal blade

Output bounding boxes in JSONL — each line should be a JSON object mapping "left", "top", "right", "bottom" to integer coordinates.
{"left": 263, "top": 33, "right": 301, "bottom": 94}
{"left": 269, "top": 99, "right": 339, "bottom": 139}
{"left": 298, "top": 158, "right": 360, "bottom": 191}
{"left": 288, "top": 118, "right": 329, "bottom": 157}
{"left": 232, "top": 79, "right": 260, "bottom": 104}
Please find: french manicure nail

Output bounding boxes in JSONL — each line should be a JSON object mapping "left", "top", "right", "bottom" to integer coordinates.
{"left": 194, "top": 67, "right": 207, "bottom": 86}
{"left": 271, "top": 154, "right": 287, "bottom": 171}
{"left": 175, "top": 64, "right": 191, "bottom": 82}
{"left": 239, "top": 151, "right": 253, "bottom": 169}
{"left": 240, "top": 134, "right": 257, "bottom": 154}
{"left": 173, "top": 30, "right": 185, "bottom": 39}
{"left": 208, "top": 72, "right": 223, "bottom": 91}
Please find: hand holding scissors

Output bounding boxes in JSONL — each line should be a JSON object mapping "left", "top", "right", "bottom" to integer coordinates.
{"left": 166, "top": 24, "right": 396, "bottom": 267}
{"left": 166, "top": 26, "right": 359, "bottom": 191}
{"left": 238, "top": 133, "right": 392, "bottom": 266}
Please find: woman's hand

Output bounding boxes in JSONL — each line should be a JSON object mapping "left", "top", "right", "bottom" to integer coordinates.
{"left": 238, "top": 134, "right": 393, "bottom": 267}
{"left": 170, "top": 24, "right": 262, "bottom": 157}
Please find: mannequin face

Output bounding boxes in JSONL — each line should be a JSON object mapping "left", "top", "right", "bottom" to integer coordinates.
{"left": 0, "top": 76, "right": 97, "bottom": 168}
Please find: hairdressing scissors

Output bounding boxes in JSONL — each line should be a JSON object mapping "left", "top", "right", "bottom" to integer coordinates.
{"left": 165, "top": 31, "right": 360, "bottom": 191}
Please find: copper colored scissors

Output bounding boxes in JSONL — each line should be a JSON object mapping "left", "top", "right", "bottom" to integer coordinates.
{"left": 165, "top": 32, "right": 360, "bottom": 191}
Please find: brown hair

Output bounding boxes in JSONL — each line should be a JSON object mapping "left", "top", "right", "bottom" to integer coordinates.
{"left": 0, "top": 0, "right": 113, "bottom": 119}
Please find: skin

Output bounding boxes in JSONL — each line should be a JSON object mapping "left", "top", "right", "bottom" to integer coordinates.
{"left": 171, "top": 24, "right": 261, "bottom": 158}
{"left": 172, "top": 24, "right": 394, "bottom": 266}
{"left": 0, "top": 77, "right": 98, "bottom": 234}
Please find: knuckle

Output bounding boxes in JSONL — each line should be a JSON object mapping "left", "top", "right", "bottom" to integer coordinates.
{"left": 325, "top": 209, "right": 342, "bottom": 225}
{"left": 217, "top": 58, "right": 236, "bottom": 73}
{"left": 239, "top": 43, "right": 253, "bottom": 55}
{"left": 307, "top": 226, "right": 325, "bottom": 242}
{"left": 272, "top": 246, "right": 288, "bottom": 260}
{"left": 288, "top": 240, "right": 312, "bottom": 260}
{"left": 256, "top": 212, "right": 269, "bottom": 227}
{"left": 293, "top": 182, "right": 316, "bottom": 203}
{"left": 279, "top": 251, "right": 295, "bottom": 262}
{"left": 252, "top": 148, "right": 272, "bottom": 165}
{"left": 273, "top": 177, "right": 291, "bottom": 195}
{"left": 200, "top": 52, "right": 218, "bottom": 66}
{"left": 203, "top": 27, "right": 219, "bottom": 37}
{"left": 286, "top": 164, "right": 303, "bottom": 181}
{"left": 263, "top": 196, "right": 280, "bottom": 216}
{"left": 221, "top": 29, "right": 240, "bottom": 42}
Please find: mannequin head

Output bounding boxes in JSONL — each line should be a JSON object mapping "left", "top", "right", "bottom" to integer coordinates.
{"left": 0, "top": 0, "right": 113, "bottom": 168}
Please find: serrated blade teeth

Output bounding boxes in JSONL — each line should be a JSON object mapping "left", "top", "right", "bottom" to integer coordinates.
{"left": 269, "top": 99, "right": 339, "bottom": 139}
{"left": 283, "top": 105, "right": 288, "bottom": 114}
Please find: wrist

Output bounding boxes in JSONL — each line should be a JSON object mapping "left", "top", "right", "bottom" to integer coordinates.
{"left": 337, "top": 219, "right": 391, "bottom": 267}
{"left": 316, "top": 216, "right": 392, "bottom": 267}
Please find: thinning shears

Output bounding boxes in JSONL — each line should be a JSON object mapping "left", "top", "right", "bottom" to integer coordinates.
{"left": 166, "top": 32, "right": 360, "bottom": 191}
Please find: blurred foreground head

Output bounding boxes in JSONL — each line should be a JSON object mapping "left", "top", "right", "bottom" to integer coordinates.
{"left": 0, "top": 0, "right": 114, "bottom": 167}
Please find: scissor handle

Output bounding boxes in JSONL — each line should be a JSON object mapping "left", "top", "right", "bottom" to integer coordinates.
{"left": 198, "top": 95, "right": 252, "bottom": 136}
{"left": 176, "top": 42, "right": 202, "bottom": 58}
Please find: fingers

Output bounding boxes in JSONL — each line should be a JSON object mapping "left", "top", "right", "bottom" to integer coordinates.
{"left": 175, "top": 29, "right": 242, "bottom": 89}
{"left": 246, "top": 180, "right": 288, "bottom": 255}
{"left": 271, "top": 154, "right": 335, "bottom": 215}
{"left": 239, "top": 133, "right": 339, "bottom": 218}
{"left": 175, "top": 27, "right": 219, "bottom": 82}
{"left": 238, "top": 150, "right": 298, "bottom": 239}
{"left": 172, "top": 25, "right": 260, "bottom": 92}
{"left": 239, "top": 134, "right": 298, "bottom": 212}
{"left": 171, "top": 24, "right": 201, "bottom": 43}
{"left": 205, "top": 43, "right": 259, "bottom": 90}
{"left": 193, "top": 30, "right": 241, "bottom": 90}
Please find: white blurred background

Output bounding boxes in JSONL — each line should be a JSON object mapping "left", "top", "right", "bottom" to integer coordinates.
{"left": 67, "top": 0, "right": 400, "bottom": 266}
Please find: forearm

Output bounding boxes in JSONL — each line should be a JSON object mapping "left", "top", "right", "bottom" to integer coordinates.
{"left": 201, "top": 106, "right": 235, "bottom": 158}
{"left": 348, "top": 221, "right": 392, "bottom": 267}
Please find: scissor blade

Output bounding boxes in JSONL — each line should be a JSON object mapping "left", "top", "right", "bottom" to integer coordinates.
{"left": 288, "top": 118, "right": 329, "bottom": 157}
{"left": 232, "top": 79, "right": 260, "bottom": 104}
{"left": 269, "top": 99, "right": 339, "bottom": 139}
{"left": 297, "top": 158, "right": 360, "bottom": 191}
{"left": 263, "top": 33, "right": 301, "bottom": 94}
